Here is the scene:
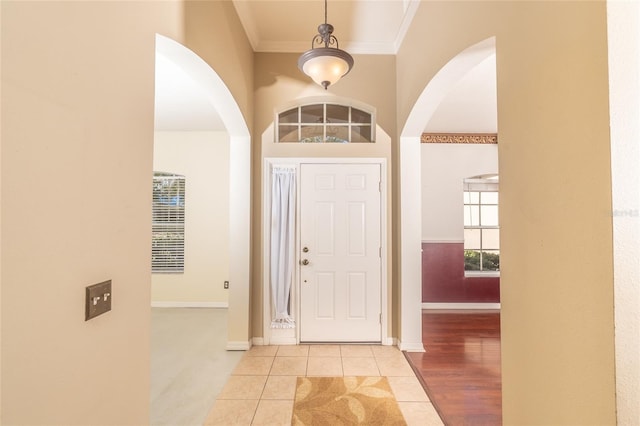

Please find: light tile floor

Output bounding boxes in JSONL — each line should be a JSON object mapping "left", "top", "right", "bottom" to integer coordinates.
{"left": 203, "top": 345, "right": 443, "bottom": 426}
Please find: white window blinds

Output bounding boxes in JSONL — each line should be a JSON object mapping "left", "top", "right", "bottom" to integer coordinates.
{"left": 152, "top": 172, "right": 185, "bottom": 273}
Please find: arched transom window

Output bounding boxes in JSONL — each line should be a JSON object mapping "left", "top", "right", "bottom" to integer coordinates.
{"left": 276, "top": 102, "right": 375, "bottom": 143}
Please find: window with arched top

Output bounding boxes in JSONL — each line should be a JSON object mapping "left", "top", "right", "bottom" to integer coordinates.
{"left": 276, "top": 102, "right": 375, "bottom": 143}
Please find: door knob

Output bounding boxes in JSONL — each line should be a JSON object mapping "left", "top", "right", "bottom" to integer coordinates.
{"left": 302, "top": 247, "right": 309, "bottom": 253}
{"left": 301, "top": 259, "right": 309, "bottom": 265}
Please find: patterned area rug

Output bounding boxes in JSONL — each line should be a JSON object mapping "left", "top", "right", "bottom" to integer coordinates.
{"left": 292, "top": 376, "right": 407, "bottom": 425}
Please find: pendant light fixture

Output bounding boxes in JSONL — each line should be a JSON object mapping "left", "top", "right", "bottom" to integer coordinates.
{"left": 298, "top": 0, "right": 354, "bottom": 90}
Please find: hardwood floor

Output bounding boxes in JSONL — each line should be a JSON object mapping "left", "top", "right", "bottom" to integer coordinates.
{"left": 404, "top": 310, "right": 502, "bottom": 425}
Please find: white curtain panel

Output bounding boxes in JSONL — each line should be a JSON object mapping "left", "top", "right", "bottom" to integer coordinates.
{"left": 270, "top": 166, "right": 297, "bottom": 328}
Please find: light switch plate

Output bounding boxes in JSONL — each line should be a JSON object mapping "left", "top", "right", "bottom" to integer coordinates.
{"left": 85, "top": 280, "right": 112, "bottom": 321}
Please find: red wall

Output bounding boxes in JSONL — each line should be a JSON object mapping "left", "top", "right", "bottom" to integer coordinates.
{"left": 422, "top": 242, "right": 500, "bottom": 303}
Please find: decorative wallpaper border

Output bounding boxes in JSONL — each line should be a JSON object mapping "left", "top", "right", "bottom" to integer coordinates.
{"left": 421, "top": 133, "right": 498, "bottom": 144}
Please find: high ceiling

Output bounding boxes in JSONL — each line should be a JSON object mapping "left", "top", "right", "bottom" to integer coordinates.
{"left": 154, "top": 1, "right": 497, "bottom": 134}
{"left": 232, "top": 0, "right": 420, "bottom": 54}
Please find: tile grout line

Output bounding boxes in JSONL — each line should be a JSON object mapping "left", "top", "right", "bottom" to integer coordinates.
{"left": 208, "top": 345, "right": 437, "bottom": 426}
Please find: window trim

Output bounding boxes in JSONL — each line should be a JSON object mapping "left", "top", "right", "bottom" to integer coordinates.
{"left": 275, "top": 100, "right": 376, "bottom": 143}
{"left": 152, "top": 172, "right": 186, "bottom": 274}
{"left": 463, "top": 175, "right": 500, "bottom": 276}
{"left": 465, "top": 270, "right": 501, "bottom": 278}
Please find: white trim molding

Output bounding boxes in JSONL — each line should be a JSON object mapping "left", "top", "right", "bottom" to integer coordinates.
{"left": 465, "top": 271, "right": 500, "bottom": 278}
{"left": 225, "top": 341, "right": 251, "bottom": 351}
{"left": 382, "top": 337, "right": 396, "bottom": 346}
{"left": 269, "top": 337, "right": 298, "bottom": 346}
{"left": 397, "top": 339, "right": 425, "bottom": 352}
{"left": 263, "top": 157, "right": 389, "bottom": 346}
{"left": 422, "top": 303, "right": 501, "bottom": 310}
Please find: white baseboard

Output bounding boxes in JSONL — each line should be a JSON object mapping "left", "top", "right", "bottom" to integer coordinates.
{"left": 382, "top": 337, "right": 396, "bottom": 346}
{"left": 269, "top": 337, "right": 298, "bottom": 345}
{"left": 226, "top": 341, "right": 251, "bottom": 351}
{"left": 422, "top": 303, "right": 501, "bottom": 310}
{"left": 397, "top": 339, "right": 425, "bottom": 352}
{"left": 151, "top": 301, "right": 229, "bottom": 308}
{"left": 256, "top": 337, "right": 396, "bottom": 346}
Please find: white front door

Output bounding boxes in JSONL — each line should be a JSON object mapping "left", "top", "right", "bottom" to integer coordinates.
{"left": 299, "top": 163, "right": 382, "bottom": 342}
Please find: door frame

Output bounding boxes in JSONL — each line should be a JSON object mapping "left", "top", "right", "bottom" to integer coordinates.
{"left": 262, "top": 157, "right": 389, "bottom": 346}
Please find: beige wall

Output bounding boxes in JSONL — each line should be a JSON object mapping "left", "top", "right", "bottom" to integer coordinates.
{"left": 152, "top": 131, "right": 230, "bottom": 305}
{"left": 0, "top": 2, "right": 180, "bottom": 423}
{"left": 1, "top": 0, "right": 626, "bottom": 423}
{"left": 254, "top": 53, "right": 397, "bottom": 138}
{"left": 399, "top": 1, "right": 615, "bottom": 424}
{"left": 184, "top": 1, "right": 254, "bottom": 132}
{"left": 421, "top": 144, "right": 498, "bottom": 241}
{"left": 252, "top": 53, "right": 397, "bottom": 338}
{"left": 181, "top": 1, "right": 254, "bottom": 345}
{"left": 0, "top": 1, "right": 253, "bottom": 423}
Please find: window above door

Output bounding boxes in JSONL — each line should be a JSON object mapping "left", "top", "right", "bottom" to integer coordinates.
{"left": 276, "top": 102, "right": 375, "bottom": 143}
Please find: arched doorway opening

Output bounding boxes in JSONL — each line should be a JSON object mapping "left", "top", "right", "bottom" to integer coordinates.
{"left": 399, "top": 37, "right": 497, "bottom": 349}
{"left": 154, "top": 34, "right": 251, "bottom": 348}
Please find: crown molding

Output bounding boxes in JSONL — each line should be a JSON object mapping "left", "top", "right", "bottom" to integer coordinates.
{"left": 234, "top": 0, "right": 419, "bottom": 55}
{"left": 394, "top": 0, "right": 420, "bottom": 53}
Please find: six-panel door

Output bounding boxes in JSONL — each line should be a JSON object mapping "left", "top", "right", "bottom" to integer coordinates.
{"left": 299, "top": 163, "right": 382, "bottom": 342}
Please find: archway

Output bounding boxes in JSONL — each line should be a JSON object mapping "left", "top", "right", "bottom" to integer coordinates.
{"left": 399, "top": 37, "right": 496, "bottom": 350}
{"left": 155, "top": 34, "right": 251, "bottom": 348}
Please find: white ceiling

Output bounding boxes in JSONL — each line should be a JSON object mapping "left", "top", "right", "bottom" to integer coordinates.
{"left": 232, "top": 0, "right": 420, "bottom": 54}
{"left": 154, "top": 0, "right": 497, "bottom": 133}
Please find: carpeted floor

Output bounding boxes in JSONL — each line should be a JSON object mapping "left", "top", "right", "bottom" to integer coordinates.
{"left": 150, "top": 308, "right": 244, "bottom": 425}
{"left": 292, "top": 376, "right": 407, "bottom": 425}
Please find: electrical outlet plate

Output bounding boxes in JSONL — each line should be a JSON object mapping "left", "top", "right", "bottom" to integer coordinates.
{"left": 224, "top": 281, "right": 229, "bottom": 289}
{"left": 85, "top": 280, "right": 112, "bottom": 321}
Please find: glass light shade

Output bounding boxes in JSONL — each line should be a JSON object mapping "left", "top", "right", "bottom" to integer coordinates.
{"left": 298, "top": 47, "right": 353, "bottom": 89}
